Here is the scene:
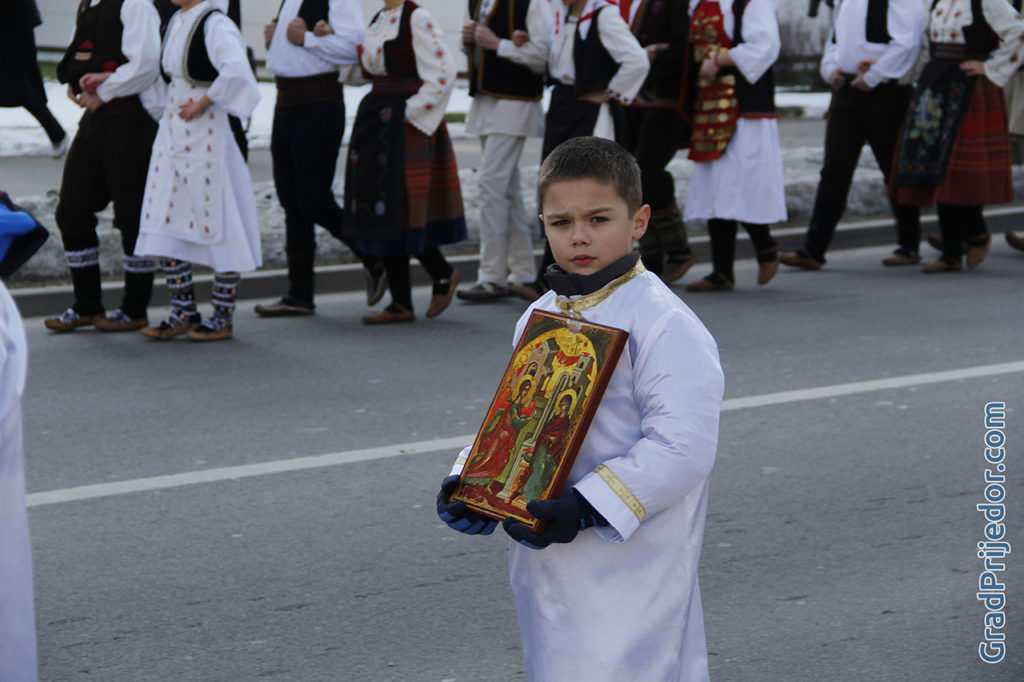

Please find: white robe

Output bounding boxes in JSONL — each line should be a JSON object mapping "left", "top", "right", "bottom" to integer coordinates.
{"left": 683, "top": 0, "right": 787, "bottom": 224}
{"left": 451, "top": 272, "right": 724, "bottom": 682}
{"left": 136, "top": 2, "right": 262, "bottom": 272}
{"left": 0, "top": 283, "right": 37, "bottom": 682}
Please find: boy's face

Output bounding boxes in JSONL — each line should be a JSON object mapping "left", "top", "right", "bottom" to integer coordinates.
{"left": 541, "top": 178, "right": 648, "bottom": 277}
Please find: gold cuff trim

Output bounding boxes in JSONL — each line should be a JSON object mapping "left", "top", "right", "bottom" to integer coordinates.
{"left": 453, "top": 455, "right": 468, "bottom": 469}
{"left": 595, "top": 464, "right": 647, "bottom": 523}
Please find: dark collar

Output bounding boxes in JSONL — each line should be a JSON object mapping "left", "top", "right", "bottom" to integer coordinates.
{"left": 544, "top": 252, "right": 640, "bottom": 297}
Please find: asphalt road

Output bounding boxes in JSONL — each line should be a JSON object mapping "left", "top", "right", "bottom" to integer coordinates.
{"left": 17, "top": 242, "right": 1024, "bottom": 681}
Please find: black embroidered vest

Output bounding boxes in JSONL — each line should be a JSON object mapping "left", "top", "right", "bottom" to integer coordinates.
{"left": 468, "top": 0, "right": 544, "bottom": 100}
{"left": 573, "top": 7, "right": 620, "bottom": 96}
{"left": 57, "top": 0, "right": 128, "bottom": 95}
{"left": 729, "top": 0, "right": 775, "bottom": 116}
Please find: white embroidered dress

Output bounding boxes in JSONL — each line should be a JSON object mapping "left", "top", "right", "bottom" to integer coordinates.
{"left": 683, "top": 0, "right": 787, "bottom": 224}
{"left": 449, "top": 273, "right": 724, "bottom": 682}
{"left": 136, "top": 2, "right": 261, "bottom": 272}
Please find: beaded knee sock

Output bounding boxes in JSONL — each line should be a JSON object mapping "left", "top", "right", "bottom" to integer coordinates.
{"left": 161, "top": 259, "right": 198, "bottom": 325}
{"left": 209, "top": 271, "right": 241, "bottom": 329}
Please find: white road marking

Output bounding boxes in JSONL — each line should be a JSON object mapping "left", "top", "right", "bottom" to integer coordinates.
{"left": 26, "top": 360, "right": 1024, "bottom": 508}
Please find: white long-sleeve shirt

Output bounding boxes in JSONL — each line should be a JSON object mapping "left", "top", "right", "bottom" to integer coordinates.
{"left": 687, "top": 0, "right": 781, "bottom": 85}
{"left": 820, "top": 0, "right": 925, "bottom": 87}
{"left": 73, "top": 0, "right": 162, "bottom": 117}
{"left": 161, "top": 1, "right": 260, "bottom": 120}
{"left": 266, "top": 0, "right": 365, "bottom": 77}
{"left": 928, "top": 0, "right": 1024, "bottom": 87}
{"left": 360, "top": 4, "right": 456, "bottom": 136}
{"left": 549, "top": 0, "right": 650, "bottom": 104}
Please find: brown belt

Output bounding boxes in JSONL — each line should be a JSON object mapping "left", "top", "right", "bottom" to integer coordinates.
{"left": 275, "top": 72, "right": 343, "bottom": 108}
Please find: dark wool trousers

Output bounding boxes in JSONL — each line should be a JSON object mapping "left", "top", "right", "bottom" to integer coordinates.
{"left": 55, "top": 105, "right": 157, "bottom": 317}
{"left": 272, "top": 98, "right": 378, "bottom": 304}
{"left": 804, "top": 82, "right": 920, "bottom": 261}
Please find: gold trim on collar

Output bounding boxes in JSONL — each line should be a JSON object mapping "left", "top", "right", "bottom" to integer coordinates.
{"left": 595, "top": 464, "right": 647, "bottom": 523}
{"left": 554, "top": 260, "right": 646, "bottom": 320}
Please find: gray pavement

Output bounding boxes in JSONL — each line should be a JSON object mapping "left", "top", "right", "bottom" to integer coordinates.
{"left": 20, "top": 243, "right": 1024, "bottom": 681}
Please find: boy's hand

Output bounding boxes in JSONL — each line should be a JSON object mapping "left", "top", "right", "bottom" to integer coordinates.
{"left": 511, "top": 30, "right": 529, "bottom": 47}
{"left": 437, "top": 475, "right": 498, "bottom": 535}
{"left": 462, "top": 21, "right": 477, "bottom": 45}
{"left": 312, "top": 20, "right": 334, "bottom": 37}
{"left": 502, "top": 489, "right": 607, "bottom": 550}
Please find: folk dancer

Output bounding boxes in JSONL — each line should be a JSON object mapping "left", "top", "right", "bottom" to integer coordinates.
{"left": 890, "top": 0, "right": 1024, "bottom": 272}
{"left": 134, "top": 0, "right": 261, "bottom": 341}
{"left": 45, "top": 0, "right": 162, "bottom": 332}
{"left": 780, "top": 0, "right": 925, "bottom": 271}
{"left": 342, "top": 0, "right": 467, "bottom": 324}
{"left": 456, "top": 0, "right": 553, "bottom": 303}
{"left": 255, "top": 0, "right": 386, "bottom": 317}
{"left": 683, "top": 0, "right": 787, "bottom": 292}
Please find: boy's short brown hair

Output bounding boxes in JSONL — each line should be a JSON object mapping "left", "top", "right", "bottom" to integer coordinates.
{"left": 537, "top": 137, "right": 643, "bottom": 214}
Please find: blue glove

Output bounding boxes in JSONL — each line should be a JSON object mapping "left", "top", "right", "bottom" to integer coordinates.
{"left": 502, "top": 489, "right": 608, "bottom": 550}
{"left": 436, "top": 475, "right": 498, "bottom": 535}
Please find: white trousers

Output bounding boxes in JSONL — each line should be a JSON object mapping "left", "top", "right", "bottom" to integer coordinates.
{"left": 476, "top": 134, "right": 536, "bottom": 284}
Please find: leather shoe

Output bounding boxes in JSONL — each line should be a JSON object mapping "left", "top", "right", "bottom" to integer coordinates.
{"left": 660, "top": 251, "right": 698, "bottom": 284}
{"left": 1006, "top": 231, "right": 1024, "bottom": 252}
{"left": 362, "top": 304, "right": 415, "bottom": 325}
{"left": 685, "top": 273, "right": 734, "bottom": 292}
{"left": 756, "top": 246, "right": 780, "bottom": 285}
{"left": 881, "top": 249, "right": 922, "bottom": 266}
{"left": 922, "top": 259, "right": 962, "bottom": 273}
{"left": 254, "top": 297, "right": 315, "bottom": 317}
{"left": 456, "top": 281, "right": 508, "bottom": 302}
{"left": 965, "top": 232, "right": 991, "bottom": 268}
{"left": 506, "top": 281, "right": 541, "bottom": 302}
{"left": 44, "top": 308, "right": 98, "bottom": 332}
{"left": 779, "top": 249, "right": 823, "bottom": 270}
{"left": 426, "top": 269, "right": 460, "bottom": 318}
{"left": 94, "top": 309, "right": 148, "bottom": 332}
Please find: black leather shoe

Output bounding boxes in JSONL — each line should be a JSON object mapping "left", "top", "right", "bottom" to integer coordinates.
{"left": 254, "top": 297, "right": 315, "bottom": 317}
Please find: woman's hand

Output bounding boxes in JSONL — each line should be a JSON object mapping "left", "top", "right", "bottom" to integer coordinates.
{"left": 960, "top": 59, "right": 987, "bottom": 77}
{"left": 178, "top": 96, "right": 212, "bottom": 121}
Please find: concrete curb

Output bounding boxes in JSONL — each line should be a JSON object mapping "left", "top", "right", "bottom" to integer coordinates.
{"left": 15, "top": 207, "right": 1007, "bottom": 319}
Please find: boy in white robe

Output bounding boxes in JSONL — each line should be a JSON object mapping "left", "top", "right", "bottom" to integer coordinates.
{"left": 438, "top": 137, "right": 724, "bottom": 682}
{"left": 135, "top": 0, "right": 261, "bottom": 341}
